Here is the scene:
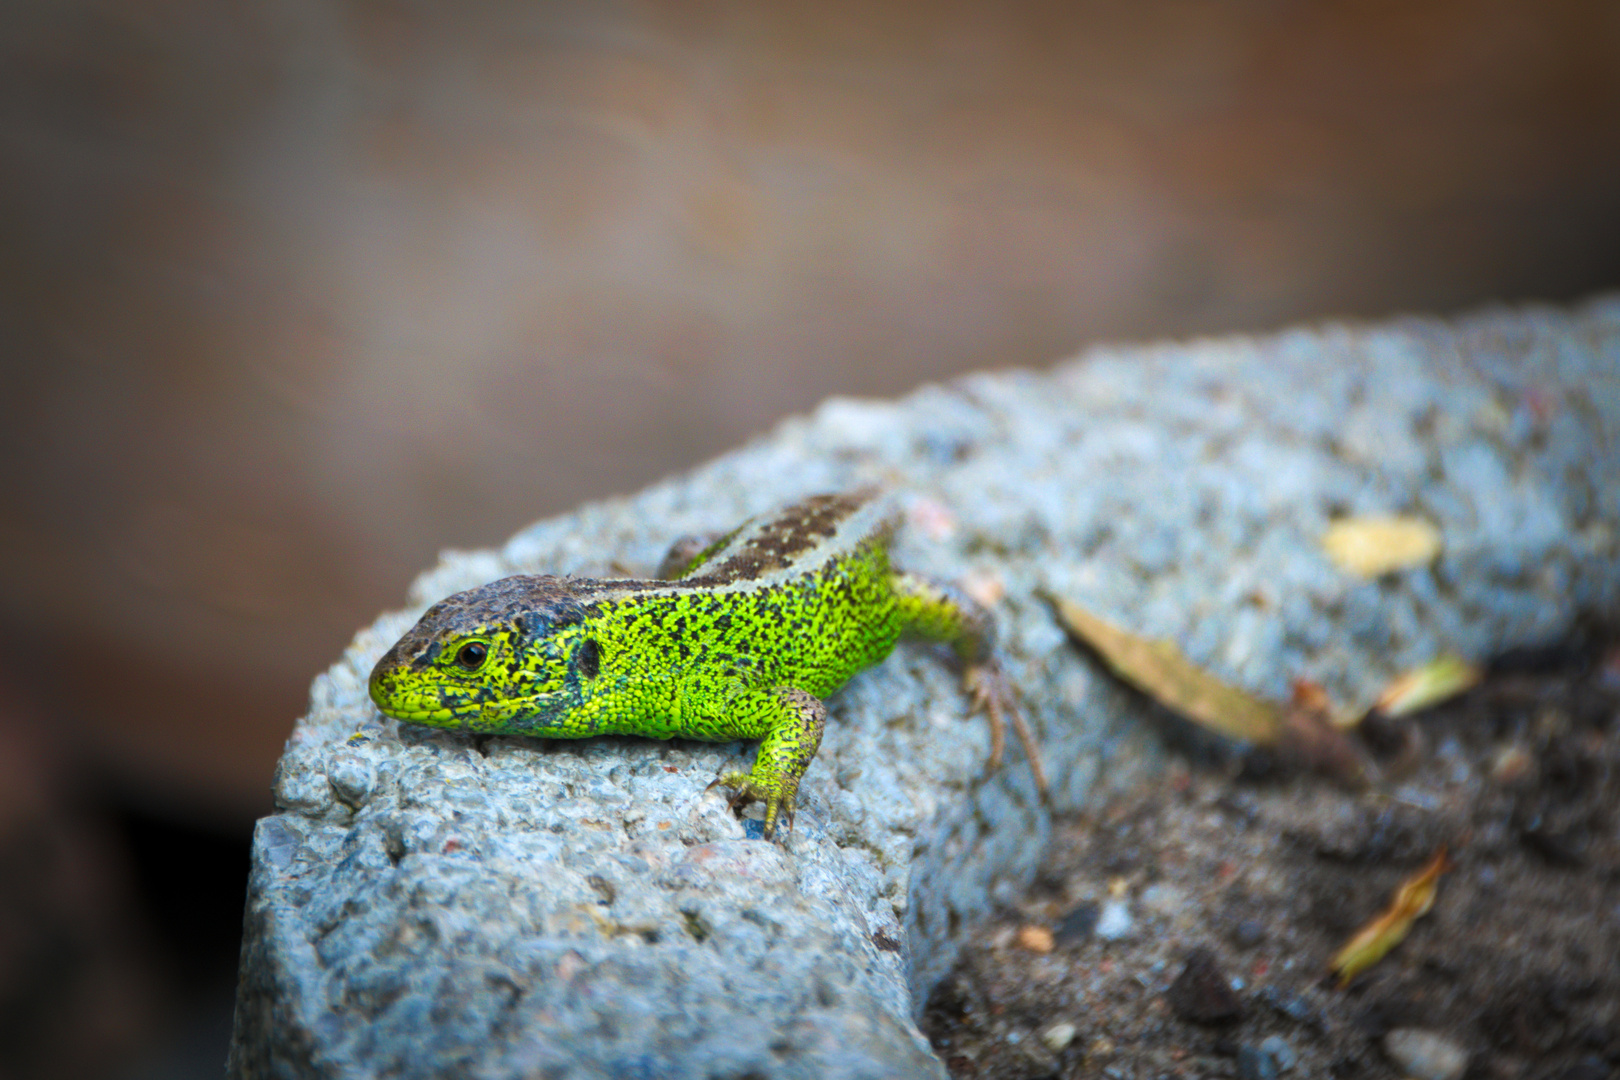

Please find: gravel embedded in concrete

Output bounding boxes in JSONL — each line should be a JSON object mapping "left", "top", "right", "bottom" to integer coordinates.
{"left": 230, "top": 297, "right": 1620, "bottom": 1079}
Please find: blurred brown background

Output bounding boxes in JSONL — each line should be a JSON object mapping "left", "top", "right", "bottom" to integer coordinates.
{"left": 0, "top": 1, "right": 1617, "bottom": 1076}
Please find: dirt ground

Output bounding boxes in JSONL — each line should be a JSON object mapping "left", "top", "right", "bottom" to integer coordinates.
{"left": 924, "top": 624, "right": 1620, "bottom": 1080}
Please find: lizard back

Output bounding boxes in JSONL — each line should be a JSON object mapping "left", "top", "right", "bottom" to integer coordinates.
{"left": 581, "top": 488, "right": 904, "bottom": 704}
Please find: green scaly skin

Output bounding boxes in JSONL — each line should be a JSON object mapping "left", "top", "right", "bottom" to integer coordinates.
{"left": 368, "top": 489, "right": 1046, "bottom": 840}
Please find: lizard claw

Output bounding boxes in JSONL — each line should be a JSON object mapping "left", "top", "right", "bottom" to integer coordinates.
{"left": 965, "top": 661, "right": 1049, "bottom": 799}
{"left": 709, "top": 771, "right": 797, "bottom": 840}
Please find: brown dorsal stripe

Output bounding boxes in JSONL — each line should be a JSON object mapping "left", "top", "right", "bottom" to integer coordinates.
{"left": 691, "top": 490, "right": 873, "bottom": 584}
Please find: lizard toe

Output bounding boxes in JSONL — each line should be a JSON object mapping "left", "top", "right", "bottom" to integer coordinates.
{"left": 761, "top": 795, "right": 798, "bottom": 841}
{"left": 965, "top": 661, "right": 1050, "bottom": 799}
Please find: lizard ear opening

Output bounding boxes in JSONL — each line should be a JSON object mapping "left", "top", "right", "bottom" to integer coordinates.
{"left": 575, "top": 639, "right": 600, "bottom": 680}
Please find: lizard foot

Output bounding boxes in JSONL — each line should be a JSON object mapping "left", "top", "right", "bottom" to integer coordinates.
{"left": 707, "top": 771, "right": 797, "bottom": 841}
{"left": 964, "top": 661, "right": 1050, "bottom": 799}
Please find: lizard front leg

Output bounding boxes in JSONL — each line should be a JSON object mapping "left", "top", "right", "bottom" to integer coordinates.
{"left": 708, "top": 687, "right": 827, "bottom": 840}
{"left": 889, "top": 570, "right": 1050, "bottom": 797}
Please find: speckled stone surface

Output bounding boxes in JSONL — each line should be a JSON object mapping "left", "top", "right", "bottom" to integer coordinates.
{"left": 230, "top": 297, "right": 1620, "bottom": 1079}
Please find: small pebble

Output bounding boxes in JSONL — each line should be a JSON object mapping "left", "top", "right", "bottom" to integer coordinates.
{"left": 1231, "top": 918, "right": 1267, "bottom": 948}
{"left": 1382, "top": 1028, "right": 1468, "bottom": 1080}
{"left": 1257, "top": 986, "right": 1320, "bottom": 1028}
{"left": 1055, "top": 901, "right": 1101, "bottom": 944}
{"left": 1095, "top": 899, "right": 1134, "bottom": 941}
{"left": 327, "top": 753, "right": 377, "bottom": 808}
{"left": 1258, "top": 1035, "right": 1296, "bottom": 1072}
{"left": 1523, "top": 820, "right": 1590, "bottom": 866}
{"left": 1237, "top": 1044, "right": 1278, "bottom": 1080}
{"left": 258, "top": 817, "right": 306, "bottom": 870}
{"left": 1042, "top": 1021, "right": 1078, "bottom": 1052}
{"left": 1491, "top": 744, "right": 1533, "bottom": 783}
{"left": 1166, "top": 947, "right": 1244, "bottom": 1024}
{"left": 1140, "top": 883, "right": 1185, "bottom": 917}
{"left": 1016, "top": 924, "right": 1055, "bottom": 954}
{"left": 1235, "top": 1034, "right": 1297, "bottom": 1079}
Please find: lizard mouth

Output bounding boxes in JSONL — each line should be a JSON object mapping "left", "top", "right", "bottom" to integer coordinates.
{"left": 372, "top": 686, "right": 566, "bottom": 730}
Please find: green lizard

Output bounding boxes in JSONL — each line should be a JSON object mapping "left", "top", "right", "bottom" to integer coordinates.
{"left": 368, "top": 489, "right": 1047, "bottom": 840}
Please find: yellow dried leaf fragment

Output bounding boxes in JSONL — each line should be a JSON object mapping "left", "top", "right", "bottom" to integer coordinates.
{"left": 1329, "top": 847, "right": 1452, "bottom": 986}
{"left": 1049, "top": 596, "right": 1281, "bottom": 745}
{"left": 1373, "top": 655, "right": 1482, "bottom": 718}
{"left": 1015, "top": 925, "right": 1055, "bottom": 954}
{"left": 1322, "top": 516, "right": 1441, "bottom": 577}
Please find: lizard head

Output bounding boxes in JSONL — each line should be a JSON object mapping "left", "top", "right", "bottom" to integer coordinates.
{"left": 368, "top": 575, "right": 601, "bottom": 732}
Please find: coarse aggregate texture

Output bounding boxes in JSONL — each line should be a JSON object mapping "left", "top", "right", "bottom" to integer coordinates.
{"left": 231, "top": 296, "right": 1620, "bottom": 1080}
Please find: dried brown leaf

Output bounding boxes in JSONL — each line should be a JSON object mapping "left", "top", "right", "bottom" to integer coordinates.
{"left": 1373, "top": 655, "right": 1482, "bottom": 718}
{"left": 1322, "top": 516, "right": 1441, "bottom": 577}
{"left": 1329, "top": 847, "right": 1453, "bottom": 986}
{"left": 1278, "top": 679, "right": 1371, "bottom": 788}
{"left": 1049, "top": 596, "right": 1281, "bottom": 745}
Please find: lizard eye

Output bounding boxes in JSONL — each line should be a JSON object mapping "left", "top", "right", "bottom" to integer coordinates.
{"left": 455, "top": 642, "right": 488, "bottom": 670}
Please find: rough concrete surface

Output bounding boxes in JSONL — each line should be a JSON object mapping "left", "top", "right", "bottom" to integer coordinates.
{"left": 230, "top": 297, "right": 1620, "bottom": 1079}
